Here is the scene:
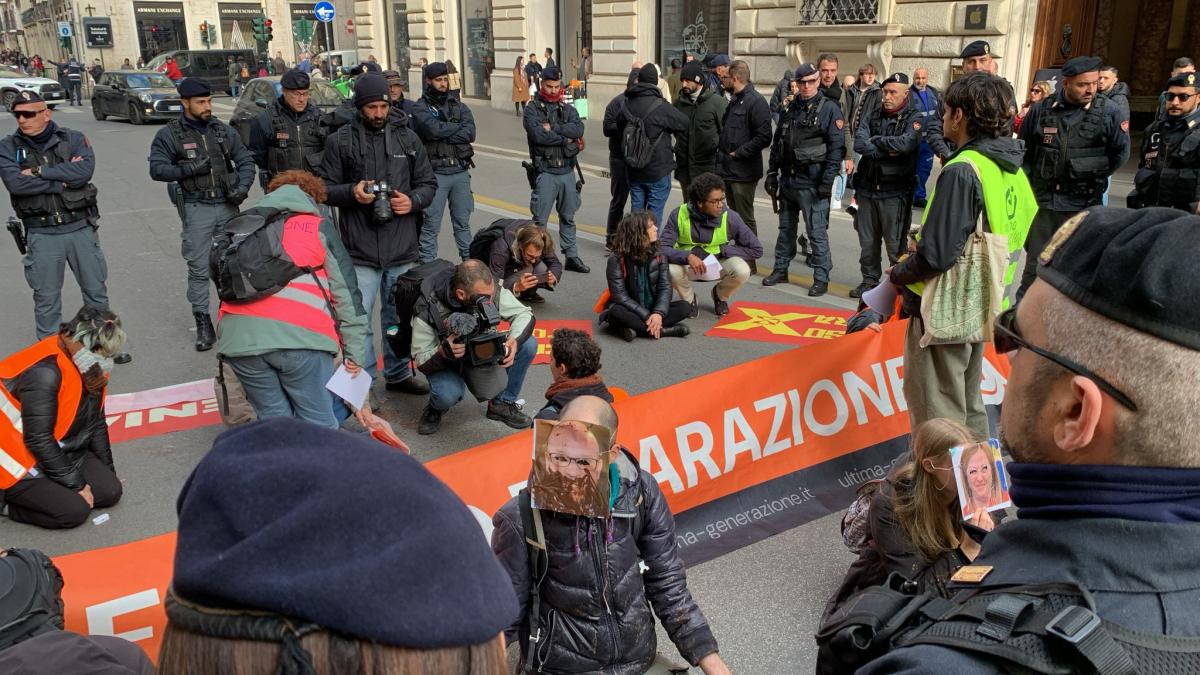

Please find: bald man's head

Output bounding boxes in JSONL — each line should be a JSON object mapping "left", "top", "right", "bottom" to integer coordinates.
{"left": 561, "top": 395, "right": 619, "bottom": 440}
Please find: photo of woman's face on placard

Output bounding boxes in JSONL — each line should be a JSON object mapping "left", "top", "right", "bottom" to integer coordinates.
{"left": 529, "top": 419, "right": 613, "bottom": 518}
{"left": 951, "top": 439, "right": 1011, "bottom": 520}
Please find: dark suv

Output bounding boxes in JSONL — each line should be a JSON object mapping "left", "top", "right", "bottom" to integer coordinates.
{"left": 91, "top": 70, "right": 182, "bottom": 124}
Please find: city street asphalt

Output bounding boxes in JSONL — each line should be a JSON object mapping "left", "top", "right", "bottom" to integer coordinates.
{"left": 0, "top": 93, "right": 1137, "bottom": 673}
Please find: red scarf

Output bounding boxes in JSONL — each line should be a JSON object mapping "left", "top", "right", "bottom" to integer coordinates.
{"left": 540, "top": 89, "right": 565, "bottom": 104}
{"left": 545, "top": 374, "right": 605, "bottom": 401}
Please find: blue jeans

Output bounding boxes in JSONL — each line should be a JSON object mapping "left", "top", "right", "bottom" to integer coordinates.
{"left": 427, "top": 335, "right": 537, "bottom": 411}
{"left": 354, "top": 263, "right": 415, "bottom": 383}
{"left": 419, "top": 170, "right": 475, "bottom": 262}
{"left": 915, "top": 141, "right": 934, "bottom": 202}
{"left": 628, "top": 174, "right": 673, "bottom": 228}
{"left": 226, "top": 349, "right": 338, "bottom": 428}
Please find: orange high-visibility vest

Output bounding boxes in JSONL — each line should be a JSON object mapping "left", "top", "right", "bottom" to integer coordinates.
{"left": 0, "top": 337, "right": 86, "bottom": 489}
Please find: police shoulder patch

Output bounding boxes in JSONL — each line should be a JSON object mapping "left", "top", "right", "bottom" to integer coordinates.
{"left": 1039, "top": 211, "right": 1088, "bottom": 266}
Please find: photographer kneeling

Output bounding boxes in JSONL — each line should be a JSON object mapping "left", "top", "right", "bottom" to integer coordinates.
{"left": 412, "top": 259, "right": 536, "bottom": 435}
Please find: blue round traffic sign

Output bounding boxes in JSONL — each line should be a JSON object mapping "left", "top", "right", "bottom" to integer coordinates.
{"left": 313, "top": 1, "right": 335, "bottom": 23}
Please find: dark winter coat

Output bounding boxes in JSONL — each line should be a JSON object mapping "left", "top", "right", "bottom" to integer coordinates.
{"left": 3, "top": 356, "right": 113, "bottom": 491}
{"left": 717, "top": 84, "right": 773, "bottom": 182}
{"left": 1102, "top": 81, "right": 1131, "bottom": 121}
{"left": 491, "top": 450, "right": 719, "bottom": 674}
{"left": 605, "top": 253, "right": 672, "bottom": 320}
{"left": 603, "top": 83, "right": 689, "bottom": 183}
{"left": 673, "top": 84, "right": 727, "bottom": 183}
{"left": 487, "top": 219, "right": 564, "bottom": 292}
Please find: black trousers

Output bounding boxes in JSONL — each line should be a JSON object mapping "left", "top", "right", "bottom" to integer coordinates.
{"left": 607, "top": 301, "right": 692, "bottom": 336}
{"left": 1017, "top": 208, "right": 1073, "bottom": 304}
{"left": 4, "top": 453, "right": 122, "bottom": 529}
{"left": 724, "top": 179, "right": 760, "bottom": 236}
{"left": 607, "top": 157, "right": 630, "bottom": 243}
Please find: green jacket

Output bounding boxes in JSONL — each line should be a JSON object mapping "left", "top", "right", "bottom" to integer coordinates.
{"left": 216, "top": 185, "right": 369, "bottom": 365}
{"left": 673, "top": 85, "right": 727, "bottom": 181}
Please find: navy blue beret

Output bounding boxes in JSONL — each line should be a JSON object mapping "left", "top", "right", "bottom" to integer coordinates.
{"left": 280, "top": 68, "right": 309, "bottom": 90}
{"left": 709, "top": 54, "right": 732, "bottom": 68}
{"left": 882, "top": 72, "right": 909, "bottom": 86}
{"left": 1168, "top": 72, "right": 1198, "bottom": 88}
{"left": 960, "top": 40, "right": 996, "bottom": 59}
{"left": 1061, "top": 56, "right": 1102, "bottom": 77}
{"left": 1037, "top": 208, "right": 1200, "bottom": 351}
{"left": 541, "top": 66, "right": 563, "bottom": 81}
{"left": 425, "top": 61, "right": 449, "bottom": 79}
{"left": 11, "top": 90, "right": 43, "bottom": 105}
{"left": 176, "top": 77, "right": 211, "bottom": 99}
{"left": 794, "top": 63, "right": 818, "bottom": 80}
{"left": 172, "top": 418, "right": 519, "bottom": 648}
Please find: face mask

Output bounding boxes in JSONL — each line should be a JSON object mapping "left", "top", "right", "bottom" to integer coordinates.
{"left": 73, "top": 346, "right": 114, "bottom": 379}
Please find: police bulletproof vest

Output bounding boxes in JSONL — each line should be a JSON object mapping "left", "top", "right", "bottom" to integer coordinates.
{"left": 421, "top": 96, "right": 474, "bottom": 169}
{"left": 265, "top": 101, "right": 326, "bottom": 180}
{"left": 170, "top": 119, "right": 234, "bottom": 197}
{"left": 781, "top": 97, "right": 829, "bottom": 172}
{"left": 532, "top": 101, "right": 580, "bottom": 168}
{"left": 10, "top": 131, "right": 99, "bottom": 227}
{"left": 1030, "top": 96, "right": 1111, "bottom": 199}
{"left": 333, "top": 122, "right": 420, "bottom": 187}
{"left": 861, "top": 107, "right": 918, "bottom": 191}
{"left": 1145, "top": 119, "right": 1200, "bottom": 207}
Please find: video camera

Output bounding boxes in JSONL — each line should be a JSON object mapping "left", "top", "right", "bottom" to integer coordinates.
{"left": 368, "top": 181, "right": 393, "bottom": 224}
{"left": 445, "top": 294, "right": 508, "bottom": 367}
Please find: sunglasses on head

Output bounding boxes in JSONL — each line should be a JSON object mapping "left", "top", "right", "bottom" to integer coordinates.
{"left": 12, "top": 108, "right": 46, "bottom": 119}
{"left": 993, "top": 308, "right": 1137, "bottom": 411}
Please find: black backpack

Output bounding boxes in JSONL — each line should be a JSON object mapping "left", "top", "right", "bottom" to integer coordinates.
{"left": 816, "top": 573, "right": 1200, "bottom": 675}
{"left": 621, "top": 98, "right": 665, "bottom": 170}
{"left": 386, "top": 259, "right": 456, "bottom": 361}
{"left": 467, "top": 219, "right": 513, "bottom": 264}
{"left": 0, "top": 548, "right": 65, "bottom": 651}
{"left": 209, "top": 207, "right": 311, "bottom": 303}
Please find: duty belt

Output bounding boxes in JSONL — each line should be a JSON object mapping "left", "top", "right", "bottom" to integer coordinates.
{"left": 22, "top": 206, "right": 99, "bottom": 228}
{"left": 181, "top": 188, "right": 227, "bottom": 202}
{"left": 542, "top": 158, "right": 568, "bottom": 169}
{"left": 431, "top": 156, "right": 461, "bottom": 168}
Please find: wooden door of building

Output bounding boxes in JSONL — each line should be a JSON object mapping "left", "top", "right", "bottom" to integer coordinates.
{"left": 1030, "top": 0, "right": 1099, "bottom": 75}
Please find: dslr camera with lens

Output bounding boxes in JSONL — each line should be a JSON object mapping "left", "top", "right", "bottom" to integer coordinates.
{"left": 368, "top": 181, "right": 393, "bottom": 224}
{"left": 445, "top": 294, "right": 508, "bottom": 367}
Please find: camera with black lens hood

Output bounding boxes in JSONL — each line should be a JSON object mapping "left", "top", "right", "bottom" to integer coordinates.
{"left": 445, "top": 294, "right": 508, "bottom": 367}
{"left": 368, "top": 181, "right": 393, "bottom": 224}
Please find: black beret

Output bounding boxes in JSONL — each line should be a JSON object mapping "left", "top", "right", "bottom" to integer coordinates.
{"left": 681, "top": 61, "right": 705, "bottom": 84}
{"left": 794, "top": 63, "right": 818, "bottom": 80}
{"left": 882, "top": 72, "right": 910, "bottom": 86}
{"left": 176, "top": 77, "right": 211, "bottom": 99}
{"left": 638, "top": 63, "right": 659, "bottom": 84}
{"left": 709, "top": 54, "right": 732, "bottom": 68}
{"left": 353, "top": 72, "right": 389, "bottom": 108}
{"left": 1168, "top": 72, "right": 1198, "bottom": 88}
{"left": 960, "top": 40, "right": 996, "bottom": 59}
{"left": 172, "top": 419, "right": 520, "bottom": 647}
{"left": 1061, "top": 56, "right": 1102, "bottom": 77}
{"left": 425, "top": 61, "right": 449, "bottom": 79}
{"left": 541, "top": 66, "right": 562, "bottom": 82}
{"left": 11, "top": 89, "right": 43, "bottom": 105}
{"left": 280, "top": 68, "right": 309, "bottom": 90}
{"left": 1037, "top": 208, "right": 1200, "bottom": 351}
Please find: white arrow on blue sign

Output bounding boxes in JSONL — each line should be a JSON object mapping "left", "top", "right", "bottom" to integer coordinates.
{"left": 58, "top": 22, "right": 73, "bottom": 38}
{"left": 313, "top": 1, "right": 335, "bottom": 23}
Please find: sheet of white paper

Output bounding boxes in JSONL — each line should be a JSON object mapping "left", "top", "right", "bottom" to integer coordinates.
{"left": 862, "top": 280, "right": 898, "bottom": 318}
{"left": 688, "top": 254, "right": 723, "bottom": 281}
{"left": 325, "top": 365, "right": 372, "bottom": 411}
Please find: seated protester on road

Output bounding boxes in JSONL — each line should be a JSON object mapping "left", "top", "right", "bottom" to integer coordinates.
{"left": 601, "top": 211, "right": 693, "bottom": 341}
{"left": 215, "top": 170, "right": 370, "bottom": 430}
{"left": 0, "top": 547, "right": 155, "bottom": 673}
{"left": 660, "top": 172, "right": 764, "bottom": 317}
{"left": 823, "top": 418, "right": 996, "bottom": 621}
{"left": 859, "top": 207, "right": 1200, "bottom": 673}
{"left": 411, "top": 259, "right": 537, "bottom": 435}
{"left": 889, "top": 73, "right": 1034, "bottom": 440}
{"left": 535, "top": 328, "right": 612, "bottom": 420}
{"left": 487, "top": 219, "right": 562, "bottom": 304}
{"left": 0, "top": 306, "right": 125, "bottom": 530}
{"left": 491, "top": 396, "right": 732, "bottom": 675}
{"left": 158, "top": 418, "right": 515, "bottom": 675}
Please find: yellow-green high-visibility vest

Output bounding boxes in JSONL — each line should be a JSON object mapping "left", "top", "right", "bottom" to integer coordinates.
{"left": 674, "top": 203, "right": 729, "bottom": 256}
{"left": 908, "top": 148, "right": 1037, "bottom": 310}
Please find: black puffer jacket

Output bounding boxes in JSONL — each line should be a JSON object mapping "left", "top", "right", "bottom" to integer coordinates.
{"left": 492, "top": 450, "right": 719, "bottom": 674}
{"left": 3, "top": 356, "right": 113, "bottom": 491}
{"left": 603, "top": 83, "right": 689, "bottom": 183}
{"left": 605, "top": 253, "right": 672, "bottom": 320}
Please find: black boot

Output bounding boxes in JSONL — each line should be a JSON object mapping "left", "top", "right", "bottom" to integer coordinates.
{"left": 808, "top": 281, "right": 829, "bottom": 297}
{"left": 762, "top": 269, "right": 789, "bottom": 286}
{"left": 194, "top": 312, "right": 215, "bottom": 352}
{"left": 661, "top": 324, "right": 690, "bottom": 338}
{"left": 418, "top": 404, "right": 444, "bottom": 435}
{"left": 564, "top": 256, "right": 591, "bottom": 273}
{"left": 487, "top": 399, "right": 532, "bottom": 429}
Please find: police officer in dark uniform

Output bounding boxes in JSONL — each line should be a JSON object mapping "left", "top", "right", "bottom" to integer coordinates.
{"left": 47, "top": 57, "right": 83, "bottom": 106}
{"left": 1016, "top": 55, "right": 1129, "bottom": 302}
{"left": 524, "top": 66, "right": 589, "bottom": 273}
{"left": 0, "top": 91, "right": 130, "bottom": 363}
{"left": 247, "top": 68, "right": 327, "bottom": 189}
{"left": 148, "top": 77, "right": 255, "bottom": 351}
{"left": 1128, "top": 72, "right": 1200, "bottom": 214}
{"left": 411, "top": 61, "right": 476, "bottom": 262}
{"left": 851, "top": 72, "right": 921, "bottom": 299}
{"left": 763, "top": 63, "right": 845, "bottom": 297}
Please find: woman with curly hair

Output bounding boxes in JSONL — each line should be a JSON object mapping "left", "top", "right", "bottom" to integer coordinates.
{"left": 887, "top": 72, "right": 1037, "bottom": 438}
{"left": 599, "top": 211, "right": 692, "bottom": 341}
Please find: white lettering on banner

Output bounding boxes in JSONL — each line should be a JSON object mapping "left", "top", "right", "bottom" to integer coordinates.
{"left": 885, "top": 356, "right": 908, "bottom": 411}
{"left": 85, "top": 588, "right": 160, "bottom": 642}
{"left": 507, "top": 479, "right": 527, "bottom": 498}
{"left": 844, "top": 363, "right": 895, "bottom": 424}
{"left": 804, "top": 379, "right": 850, "bottom": 436}
{"left": 754, "top": 394, "right": 790, "bottom": 457}
{"left": 106, "top": 398, "right": 218, "bottom": 431}
{"left": 981, "top": 358, "right": 1007, "bottom": 405}
{"left": 675, "top": 421, "right": 720, "bottom": 489}
{"left": 723, "top": 407, "right": 761, "bottom": 472}
{"left": 638, "top": 435, "right": 685, "bottom": 494}
{"left": 149, "top": 402, "right": 197, "bottom": 424}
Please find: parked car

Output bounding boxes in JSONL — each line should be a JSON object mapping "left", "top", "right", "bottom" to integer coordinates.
{"left": 91, "top": 70, "right": 182, "bottom": 124}
{"left": 145, "top": 49, "right": 255, "bottom": 94}
{"left": 0, "top": 69, "right": 67, "bottom": 109}
{"left": 228, "top": 76, "right": 348, "bottom": 145}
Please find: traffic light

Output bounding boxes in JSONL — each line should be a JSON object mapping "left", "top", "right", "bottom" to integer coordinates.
{"left": 265, "top": 19, "right": 273, "bottom": 42}
{"left": 199, "top": 22, "right": 209, "bottom": 45}
{"left": 251, "top": 16, "right": 265, "bottom": 42}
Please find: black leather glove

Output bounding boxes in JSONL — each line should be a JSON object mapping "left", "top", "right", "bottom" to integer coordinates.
{"left": 183, "top": 157, "right": 211, "bottom": 177}
{"left": 818, "top": 182, "right": 833, "bottom": 198}
{"left": 227, "top": 187, "right": 248, "bottom": 206}
{"left": 1124, "top": 191, "right": 1143, "bottom": 210}
{"left": 764, "top": 172, "right": 779, "bottom": 197}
